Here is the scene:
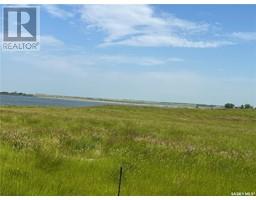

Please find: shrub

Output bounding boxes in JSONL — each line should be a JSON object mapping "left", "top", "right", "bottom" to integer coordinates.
{"left": 244, "top": 104, "right": 253, "bottom": 109}
{"left": 224, "top": 103, "right": 235, "bottom": 109}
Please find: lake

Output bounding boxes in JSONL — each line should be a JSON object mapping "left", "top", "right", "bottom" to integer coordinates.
{"left": 0, "top": 94, "right": 106, "bottom": 107}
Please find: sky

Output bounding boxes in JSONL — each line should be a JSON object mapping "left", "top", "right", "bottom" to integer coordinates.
{"left": 1, "top": 4, "right": 256, "bottom": 105}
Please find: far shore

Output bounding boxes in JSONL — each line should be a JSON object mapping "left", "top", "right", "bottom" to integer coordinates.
{"left": 0, "top": 92, "right": 222, "bottom": 109}
{"left": 35, "top": 94, "right": 220, "bottom": 109}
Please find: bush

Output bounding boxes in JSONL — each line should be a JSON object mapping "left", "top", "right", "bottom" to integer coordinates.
{"left": 224, "top": 103, "right": 235, "bottom": 109}
{"left": 244, "top": 104, "right": 253, "bottom": 109}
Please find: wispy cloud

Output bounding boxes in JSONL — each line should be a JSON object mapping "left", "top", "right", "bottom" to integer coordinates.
{"left": 81, "top": 5, "right": 232, "bottom": 48}
{"left": 12, "top": 34, "right": 183, "bottom": 68}
{"left": 43, "top": 5, "right": 74, "bottom": 19}
{"left": 103, "top": 34, "right": 233, "bottom": 48}
{"left": 40, "top": 35, "right": 65, "bottom": 47}
{"left": 231, "top": 32, "right": 256, "bottom": 41}
{"left": 95, "top": 55, "right": 184, "bottom": 66}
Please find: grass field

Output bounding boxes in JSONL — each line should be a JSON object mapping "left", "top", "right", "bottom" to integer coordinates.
{"left": 0, "top": 105, "right": 256, "bottom": 195}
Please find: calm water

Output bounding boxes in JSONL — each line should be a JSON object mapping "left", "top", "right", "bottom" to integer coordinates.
{"left": 0, "top": 94, "right": 106, "bottom": 107}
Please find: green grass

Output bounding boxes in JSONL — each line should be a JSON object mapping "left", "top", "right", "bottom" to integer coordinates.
{"left": 0, "top": 105, "right": 256, "bottom": 195}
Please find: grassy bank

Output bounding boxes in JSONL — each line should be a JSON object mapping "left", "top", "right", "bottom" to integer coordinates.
{"left": 0, "top": 105, "right": 256, "bottom": 195}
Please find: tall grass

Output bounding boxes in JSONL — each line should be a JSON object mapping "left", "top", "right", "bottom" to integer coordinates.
{"left": 0, "top": 106, "right": 256, "bottom": 195}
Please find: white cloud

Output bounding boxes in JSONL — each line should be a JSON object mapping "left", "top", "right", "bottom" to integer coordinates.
{"left": 164, "top": 14, "right": 209, "bottom": 33}
{"left": 43, "top": 5, "right": 74, "bottom": 19}
{"left": 80, "top": 5, "right": 231, "bottom": 48}
{"left": 81, "top": 5, "right": 167, "bottom": 42}
{"left": 40, "top": 35, "right": 65, "bottom": 47}
{"left": 104, "top": 34, "right": 233, "bottom": 48}
{"left": 95, "top": 55, "right": 184, "bottom": 66}
{"left": 7, "top": 41, "right": 183, "bottom": 70}
{"left": 231, "top": 32, "right": 256, "bottom": 41}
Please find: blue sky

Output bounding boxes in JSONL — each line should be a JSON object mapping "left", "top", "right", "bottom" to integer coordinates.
{"left": 1, "top": 5, "right": 256, "bottom": 105}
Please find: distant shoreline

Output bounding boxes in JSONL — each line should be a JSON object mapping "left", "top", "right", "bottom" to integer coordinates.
{"left": 0, "top": 92, "right": 33, "bottom": 97}
{"left": 37, "top": 94, "right": 193, "bottom": 108}
{"left": 35, "top": 94, "right": 217, "bottom": 108}
{"left": 0, "top": 92, "right": 222, "bottom": 109}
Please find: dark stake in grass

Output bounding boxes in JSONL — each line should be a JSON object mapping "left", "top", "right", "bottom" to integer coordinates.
{"left": 117, "top": 166, "right": 123, "bottom": 196}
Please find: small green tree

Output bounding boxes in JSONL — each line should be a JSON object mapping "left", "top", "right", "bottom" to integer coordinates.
{"left": 244, "top": 104, "right": 253, "bottom": 109}
{"left": 240, "top": 104, "right": 244, "bottom": 109}
{"left": 224, "top": 103, "right": 235, "bottom": 109}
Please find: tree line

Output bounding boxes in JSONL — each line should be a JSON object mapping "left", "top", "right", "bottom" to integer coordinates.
{"left": 224, "top": 103, "right": 254, "bottom": 109}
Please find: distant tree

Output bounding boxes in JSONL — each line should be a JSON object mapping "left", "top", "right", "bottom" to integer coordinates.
{"left": 240, "top": 104, "right": 244, "bottom": 109}
{"left": 224, "top": 103, "right": 235, "bottom": 109}
{"left": 244, "top": 104, "right": 253, "bottom": 109}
